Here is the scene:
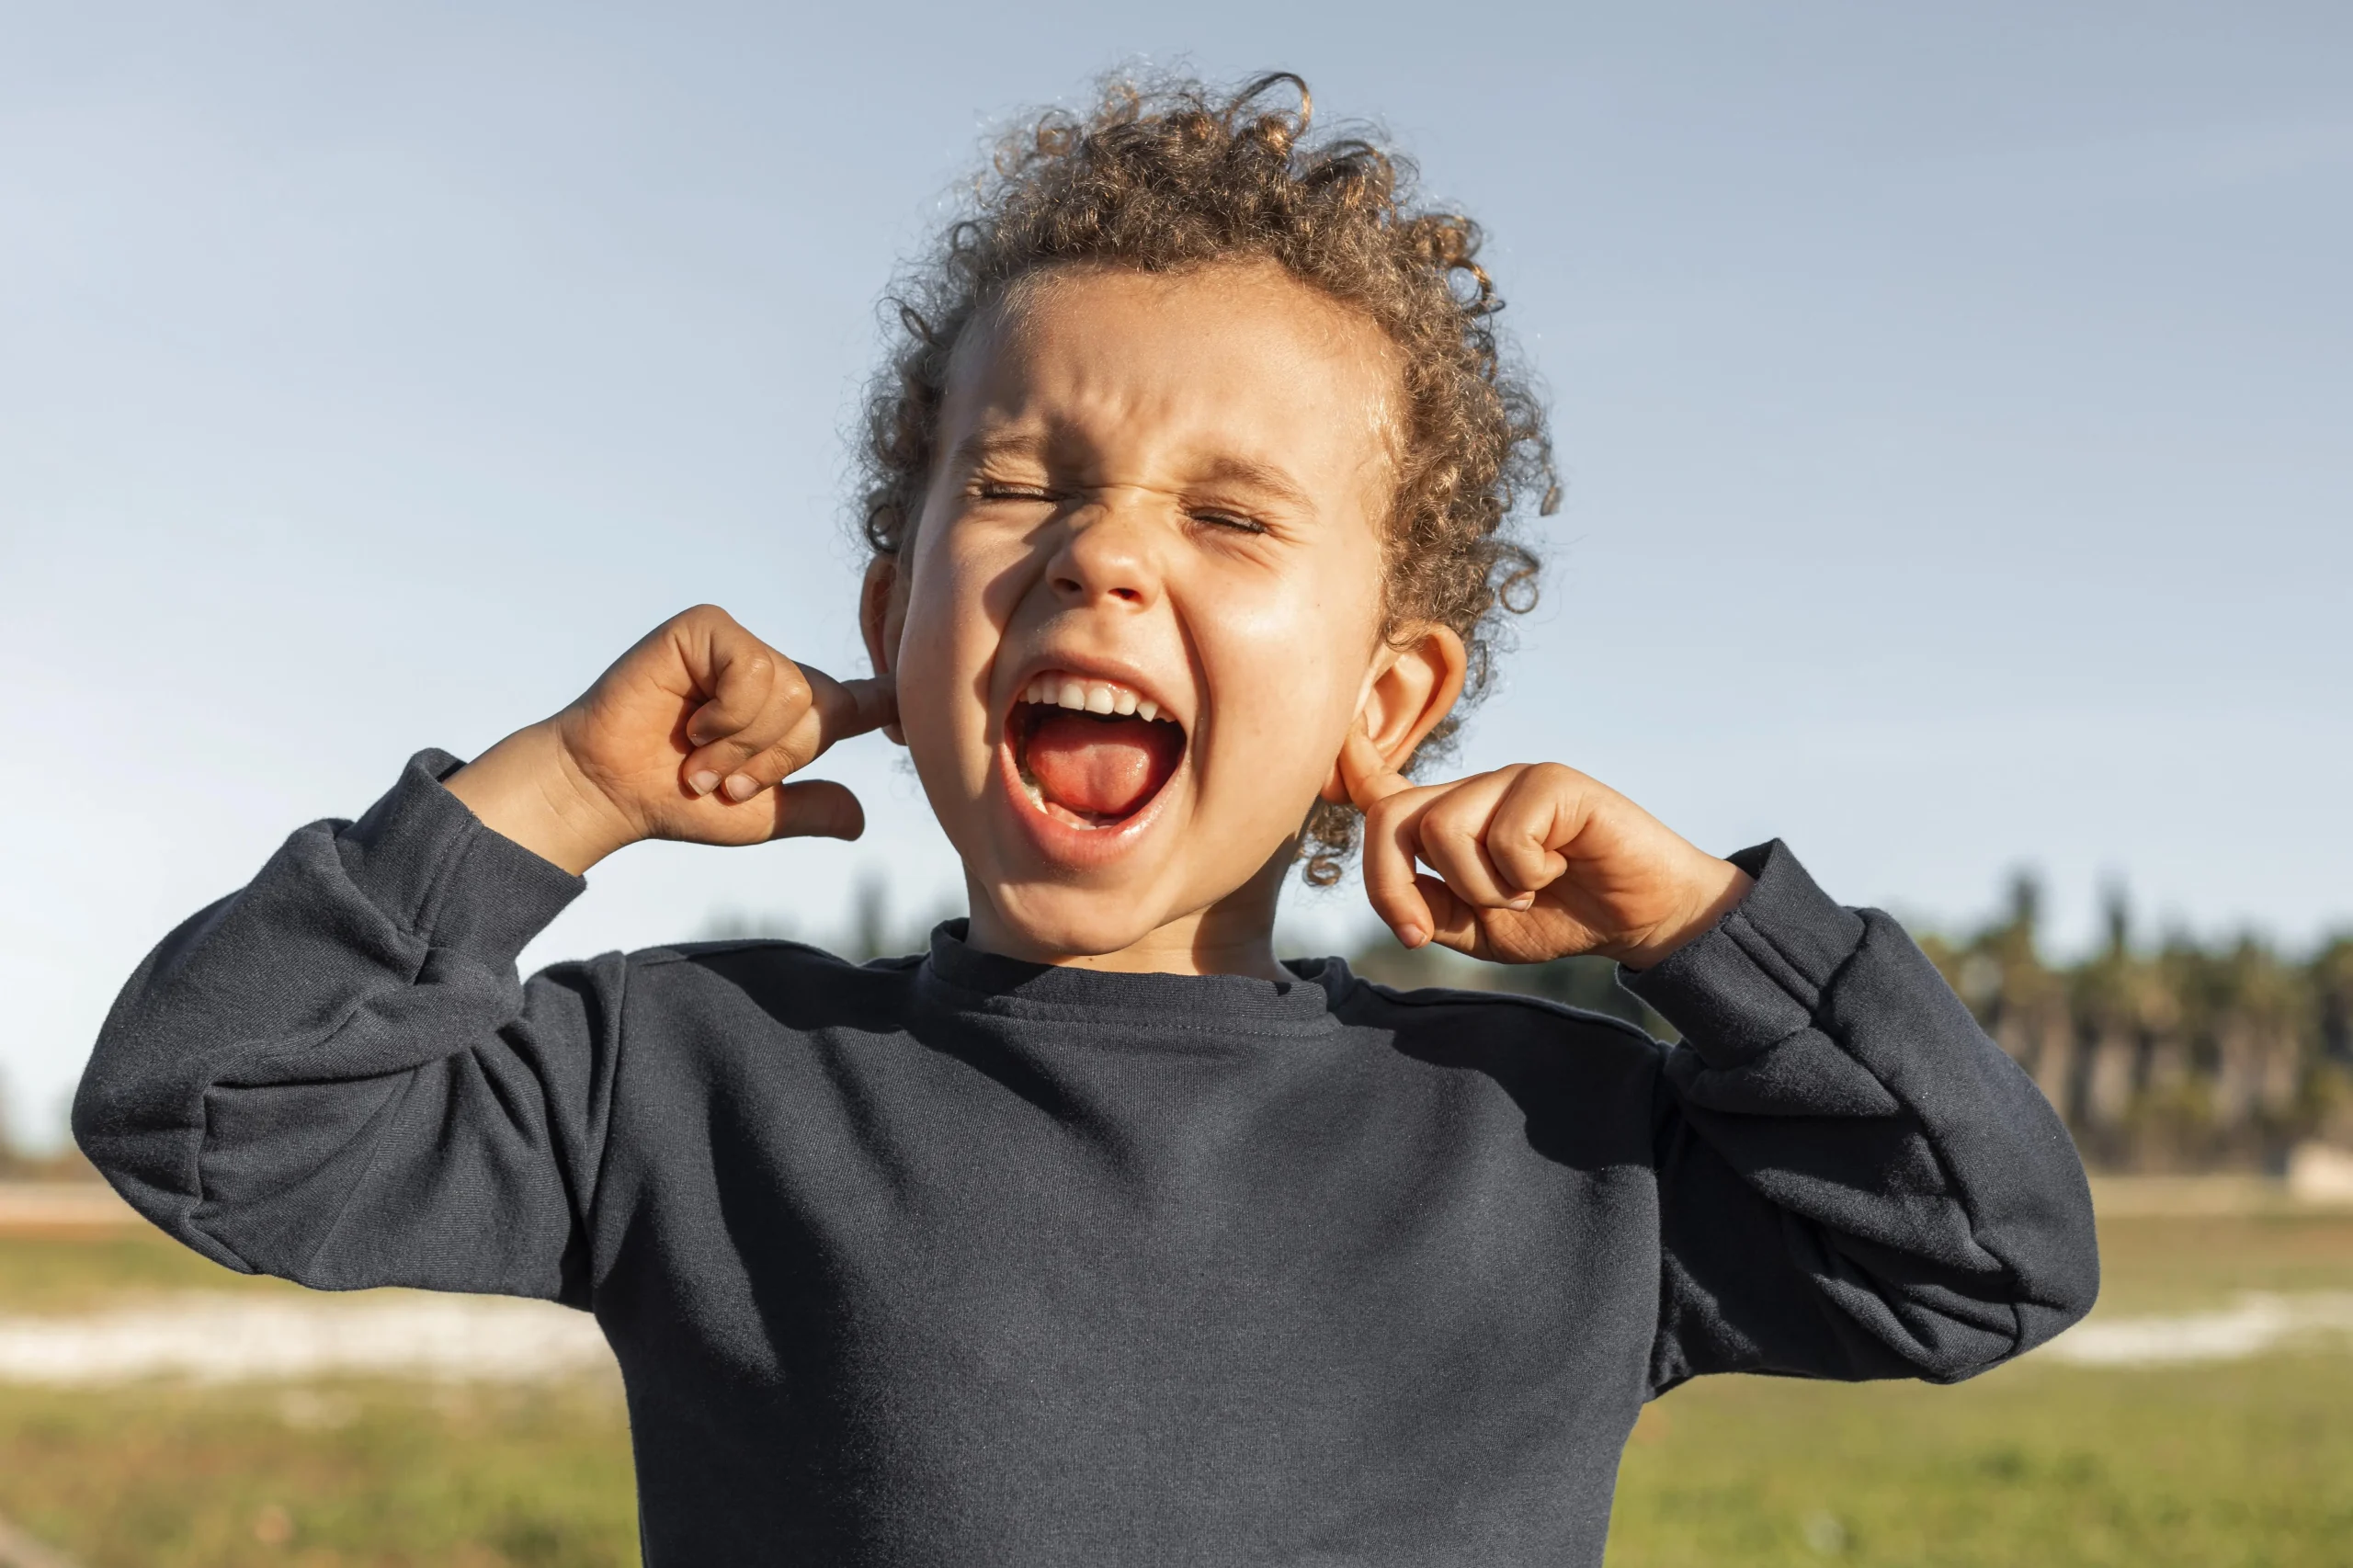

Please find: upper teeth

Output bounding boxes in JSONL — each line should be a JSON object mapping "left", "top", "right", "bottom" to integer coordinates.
{"left": 1020, "top": 672, "right": 1160, "bottom": 723}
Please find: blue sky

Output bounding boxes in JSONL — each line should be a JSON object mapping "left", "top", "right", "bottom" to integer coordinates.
{"left": 4, "top": 2, "right": 2348, "bottom": 1144}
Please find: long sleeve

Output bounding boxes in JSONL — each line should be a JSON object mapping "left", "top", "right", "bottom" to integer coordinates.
{"left": 73, "top": 750, "right": 617, "bottom": 1306}
{"left": 1626, "top": 841, "right": 2098, "bottom": 1393}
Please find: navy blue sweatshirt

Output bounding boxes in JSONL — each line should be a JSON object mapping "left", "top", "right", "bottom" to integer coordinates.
{"left": 75, "top": 751, "right": 2097, "bottom": 1565}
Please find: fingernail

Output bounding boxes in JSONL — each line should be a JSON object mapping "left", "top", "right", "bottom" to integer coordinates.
{"left": 1506, "top": 893, "right": 1536, "bottom": 912}
{"left": 688, "top": 770, "right": 720, "bottom": 796}
{"left": 722, "top": 773, "right": 759, "bottom": 801}
{"left": 1398, "top": 926, "right": 1427, "bottom": 949}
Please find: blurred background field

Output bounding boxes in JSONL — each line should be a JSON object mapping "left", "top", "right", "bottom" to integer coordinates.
{"left": 0, "top": 1210, "right": 638, "bottom": 1568}
{"left": 3, "top": 1188, "right": 2350, "bottom": 1567}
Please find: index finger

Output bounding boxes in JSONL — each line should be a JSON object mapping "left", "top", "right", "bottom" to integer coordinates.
{"left": 798, "top": 665, "right": 899, "bottom": 757}
{"left": 1337, "top": 727, "right": 1415, "bottom": 813}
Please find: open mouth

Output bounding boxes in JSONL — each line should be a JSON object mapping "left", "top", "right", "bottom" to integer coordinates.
{"left": 1006, "top": 671, "right": 1187, "bottom": 831}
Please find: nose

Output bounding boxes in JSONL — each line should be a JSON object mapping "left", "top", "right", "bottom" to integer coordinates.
{"left": 1045, "top": 494, "right": 1160, "bottom": 609}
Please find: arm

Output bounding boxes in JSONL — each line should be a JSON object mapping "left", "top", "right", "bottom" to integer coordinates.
{"left": 1335, "top": 743, "right": 2098, "bottom": 1386}
{"left": 74, "top": 605, "right": 894, "bottom": 1301}
{"left": 1626, "top": 842, "right": 2097, "bottom": 1390}
{"left": 74, "top": 751, "right": 610, "bottom": 1301}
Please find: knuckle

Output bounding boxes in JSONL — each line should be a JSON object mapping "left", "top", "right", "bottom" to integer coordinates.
{"left": 1412, "top": 823, "right": 1457, "bottom": 863}
{"left": 1420, "top": 803, "right": 1476, "bottom": 846}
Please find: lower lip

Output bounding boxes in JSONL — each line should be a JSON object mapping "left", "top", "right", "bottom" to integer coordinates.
{"left": 991, "top": 721, "right": 1183, "bottom": 871}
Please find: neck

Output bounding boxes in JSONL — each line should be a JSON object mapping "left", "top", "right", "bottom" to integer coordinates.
{"left": 961, "top": 845, "right": 1295, "bottom": 983}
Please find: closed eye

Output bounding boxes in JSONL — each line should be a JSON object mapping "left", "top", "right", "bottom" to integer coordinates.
{"left": 1188, "top": 508, "right": 1267, "bottom": 535}
{"left": 973, "top": 480, "right": 1057, "bottom": 503}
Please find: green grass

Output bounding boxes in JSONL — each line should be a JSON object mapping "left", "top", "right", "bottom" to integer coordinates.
{"left": 2, "top": 1213, "right": 2349, "bottom": 1565}
{"left": 0, "top": 1227, "right": 302, "bottom": 1312}
{"left": 1608, "top": 1355, "right": 2353, "bottom": 1567}
{"left": 0, "top": 1229, "right": 635, "bottom": 1567}
{"left": 2087, "top": 1211, "right": 2353, "bottom": 1312}
{"left": 0, "top": 1378, "right": 635, "bottom": 1568}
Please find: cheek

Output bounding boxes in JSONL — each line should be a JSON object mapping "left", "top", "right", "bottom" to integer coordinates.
{"left": 1193, "top": 563, "right": 1381, "bottom": 790}
{"left": 894, "top": 524, "right": 1025, "bottom": 766}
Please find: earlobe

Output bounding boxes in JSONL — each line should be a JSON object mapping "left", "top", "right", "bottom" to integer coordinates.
{"left": 858, "top": 556, "right": 909, "bottom": 746}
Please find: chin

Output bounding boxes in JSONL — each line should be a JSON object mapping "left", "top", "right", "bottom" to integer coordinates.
{"left": 978, "top": 882, "right": 1181, "bottom": 960}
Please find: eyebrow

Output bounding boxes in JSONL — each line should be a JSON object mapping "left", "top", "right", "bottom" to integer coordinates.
{"left": 1189, "top": 453, "right": 1315, "bottom": 511}
{"left": 949, "top": 428, "right": 1318, "bottom": 512}
{"left": 948, "top": 430, "right": 1046, "bottom": 473}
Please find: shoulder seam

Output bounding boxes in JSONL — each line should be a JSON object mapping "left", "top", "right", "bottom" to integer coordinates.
{"left": 634, "top": 937, "right": 890, "bottom": 970}
{"left": 1341, "top": 972, "right": 1662, "bottom": 1047}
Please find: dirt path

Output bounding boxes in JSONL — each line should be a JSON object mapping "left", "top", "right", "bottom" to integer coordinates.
{"left": 0, "top": 1292, "right": 612, "bottom": 1384}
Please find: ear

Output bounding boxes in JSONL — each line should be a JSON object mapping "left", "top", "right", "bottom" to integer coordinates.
{"left": 1318, "top": 623, "right": 1468, "bottom": 804}
{"left": 859, "top": 555, "right": 908, "bottom": 746}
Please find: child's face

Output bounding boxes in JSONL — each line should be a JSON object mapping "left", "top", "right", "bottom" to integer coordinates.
{"left": 869, "top": 261, "right": 1452, "bottom": 960}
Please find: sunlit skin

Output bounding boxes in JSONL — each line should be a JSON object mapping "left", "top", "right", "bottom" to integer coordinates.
{"left": 443, "top": 260, "right": 1750, "bottom": 976}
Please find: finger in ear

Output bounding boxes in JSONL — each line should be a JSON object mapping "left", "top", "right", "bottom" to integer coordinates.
{"left": 1337, "top": 727, "right": 1415, "bottom": 813}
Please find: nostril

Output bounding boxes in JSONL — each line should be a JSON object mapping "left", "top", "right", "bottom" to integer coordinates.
{"left": 1110, "top": 587, "right": 1142, "bottom": 603}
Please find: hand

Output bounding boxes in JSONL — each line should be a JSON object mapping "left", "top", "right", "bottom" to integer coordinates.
{"left": 1338, "top": 730, "right": 1751, "bottom": 968}
{"left": 446, "top": 605, "right": 897, "bottom": 874}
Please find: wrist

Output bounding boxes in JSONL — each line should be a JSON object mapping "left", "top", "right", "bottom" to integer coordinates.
{"left": 1608, "top": 858, "right": 1753, "bottom": 971}
{"left": 443, "top": 721, "right": 640, "bottom": 875}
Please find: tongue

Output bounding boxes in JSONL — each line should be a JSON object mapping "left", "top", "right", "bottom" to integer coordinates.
{"left": 1026, "top": 710, "right": 1180, "bottom": 820}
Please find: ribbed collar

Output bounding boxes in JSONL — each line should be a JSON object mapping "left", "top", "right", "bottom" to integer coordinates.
{"left": 916, "top": 920, "right": 1350, "bottom": 1038}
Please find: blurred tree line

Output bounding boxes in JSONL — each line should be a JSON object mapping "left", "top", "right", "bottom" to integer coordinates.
{"left": 1914, "top": 877, "right": 2353, "bottom": 1172}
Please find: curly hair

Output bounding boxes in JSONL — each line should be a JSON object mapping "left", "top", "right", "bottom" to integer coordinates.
{"left": 858, "top": 71, "right": 1556, "bottom": 884}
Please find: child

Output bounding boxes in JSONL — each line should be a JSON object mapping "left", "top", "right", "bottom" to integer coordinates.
{"left": 76, "top": 74, "right": 2097, "bottom": 1566}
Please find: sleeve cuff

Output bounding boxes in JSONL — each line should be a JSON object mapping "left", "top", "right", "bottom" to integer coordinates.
{"left": 331, "top": 748, "right": 586, "bottom": 968}
{"left": 1619, "top": 840, "right": 1867, "bottom": 1068}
